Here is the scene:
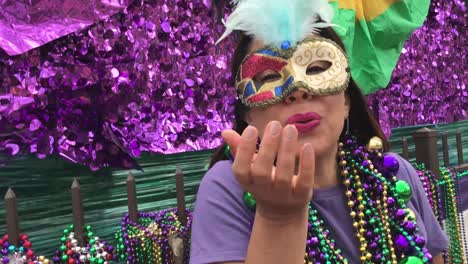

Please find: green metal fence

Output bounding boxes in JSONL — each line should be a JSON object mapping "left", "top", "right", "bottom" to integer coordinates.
{"left": 1, "top": 120, "right": 467, "bottom": 258}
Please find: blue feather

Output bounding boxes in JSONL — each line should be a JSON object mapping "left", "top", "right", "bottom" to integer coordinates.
{"left": 217, "top": 0, "right": 334, "bottom": 47}
{"left": 256, "top": 49, "right": 281, "bottom": 57}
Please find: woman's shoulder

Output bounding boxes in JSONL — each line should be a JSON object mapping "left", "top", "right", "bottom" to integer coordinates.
{"left": 190, "top": 160, "right": 254, "bottom": 264}
{"left": 196, "top": 160, "right": 247, "bottom": 209}
{"left": 199, "top": 160, "right": 240, "bottom": 190}
{"left": 203, "top": 160, "right": 235, "bottom": 177}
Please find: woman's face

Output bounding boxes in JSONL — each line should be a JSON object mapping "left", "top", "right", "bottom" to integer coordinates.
{"left": 244, "top": 38, "right": 350, "bottom": 159}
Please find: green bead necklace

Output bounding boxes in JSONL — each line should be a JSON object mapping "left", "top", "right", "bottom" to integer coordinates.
{"left": 240, "top": 137, "right": 431, "bottom": 263}
{"left": 439, "top": 166, "right": 466, "bottom": 263}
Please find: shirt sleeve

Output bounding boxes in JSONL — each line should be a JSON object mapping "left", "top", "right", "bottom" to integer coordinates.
{"left": 189, "top": 160, "right": 254, "bottom": 264}
{"left": 391, "top": 153, "right": 449, "bottom": 257}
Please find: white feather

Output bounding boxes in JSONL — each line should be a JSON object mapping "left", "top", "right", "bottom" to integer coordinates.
{"left": 216, "top": 0, "right": 334, "bottom": 46}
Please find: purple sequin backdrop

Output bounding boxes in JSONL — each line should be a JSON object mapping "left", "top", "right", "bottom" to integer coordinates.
{"left": 0, "top": 0, "right": 466, "bottom": 170}
{"left": 0, "top": 0, "right": 134, "bottom": 56}
{"left": 367, "top": 0, "right": 467, "bottom": 137}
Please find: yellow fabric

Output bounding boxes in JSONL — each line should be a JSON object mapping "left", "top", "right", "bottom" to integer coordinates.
{"left": 329, "top": 0, "right": 402, "bottom": 21}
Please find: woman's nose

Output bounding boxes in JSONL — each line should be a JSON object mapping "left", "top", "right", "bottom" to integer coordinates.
{"left": 284, "top": 89, "right": 311, "bottom": 104}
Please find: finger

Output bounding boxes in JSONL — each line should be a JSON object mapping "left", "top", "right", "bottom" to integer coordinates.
{"left": 274, "top": 125, "right": 298, "bottom": 187}
{"left": 231, "top": 126, "right": 258, "bottom": 185}
{"left": 221, "top": 129, "right": 241, "bottom": 159}
{"left": 293, "top": 143, "right": 315, "bottom": 195}
{"left": 251, "top": 121, "right": 282, "bottom": 185}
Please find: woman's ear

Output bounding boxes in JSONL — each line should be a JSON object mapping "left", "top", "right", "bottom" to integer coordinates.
{"left": 244, "top": 111, "right": 252, "bottom": 125}
{"left": 344, "top": 92, "right": 351, "bottom": 119}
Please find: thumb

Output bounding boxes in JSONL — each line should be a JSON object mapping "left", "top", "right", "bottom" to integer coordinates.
{"left": 221, "top": 129, "right": 241, "bottom": 158}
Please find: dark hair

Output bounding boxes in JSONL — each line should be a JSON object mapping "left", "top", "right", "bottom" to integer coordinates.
{"left": 209, "top": 27, "right": 389, "bottom": 169}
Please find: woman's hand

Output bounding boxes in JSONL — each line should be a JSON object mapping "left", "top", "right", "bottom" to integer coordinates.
{"left": 222, "top": 121, "right": 315, "bottom": 221}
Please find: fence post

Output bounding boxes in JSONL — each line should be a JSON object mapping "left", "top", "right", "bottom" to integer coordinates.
{"left": 175, "top": 167, "right": 186, "bottom": 225}
{"left": 441, "top": 132, "right": 450, "bottom": 166}
{"left": 401, "top": 137, "right": 409, "bottom": 160}
{"left": 71, "top": 178, "right": 85, "bottom": 246}
{"left": 171, "top": 167, "right": 187, "bottom": 264}
{"left": 456, "top": 129, "right": 464, "bottom": 166}
{"left": 126, "top": 172, "right": 139, "bottom": 223}
{"left": 413, "top": 127, "right": 440, "bottom": 178}
{"left": 5, "top": 188, "right": 19, "bottom": 246}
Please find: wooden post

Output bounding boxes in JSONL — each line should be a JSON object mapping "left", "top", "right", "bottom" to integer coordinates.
{"left": 167, "top": 167, "right": 187, "bottom": 264}
{"left": 401, "top": 137, "right": 409, "bottom": 160}
{"left": 442, "top": 131, "right": 450, "bottom": 166}
{"left": 456, "top": 129, "right": 464, "bottom": 166}
{"left": 71, "top": 178, "right": 84, "bottom": 246}
{"left": 4, "top": 188, "right": 19, "bottom": 246}
{"left": 126, "top": 172, "right": 139, "bottom": 223}
{"left": 175, "top": 167, "right": 186, "bottom": 225}
{"left": 413, "top": 128, "right": 440, "bottom": 178}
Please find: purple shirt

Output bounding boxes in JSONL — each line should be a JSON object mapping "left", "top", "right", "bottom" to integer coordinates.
{"left": 189, "top": 153, "right": 448, "bottom": 264}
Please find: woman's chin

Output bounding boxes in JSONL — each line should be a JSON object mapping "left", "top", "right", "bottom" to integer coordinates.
{"left": 298, "top": 134, "right": 338, "bottom": 158}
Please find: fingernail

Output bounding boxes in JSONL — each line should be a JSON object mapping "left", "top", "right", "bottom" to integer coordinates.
{"left": 269, "top": 121, "right": 281, "bottom": 137}
{"left": 243, "top": 126, "right": 256, "bottom": 139}
{"left": 304, "top": 143, "right": 313, "bottom": 156}
{"left": 284, "top": 125, "right": 296, "bottom": 140}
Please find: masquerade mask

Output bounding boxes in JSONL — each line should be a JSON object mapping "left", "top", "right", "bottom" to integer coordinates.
{"left": 217, "top": 0, "right": 429, "bottom": 95}
{"left": 236, "top": 36, "right": 350, "bottom": 108}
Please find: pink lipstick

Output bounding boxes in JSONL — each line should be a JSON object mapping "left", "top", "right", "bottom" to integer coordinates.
{"left": 286, "top": 112, "right": 321, "bottom": 134}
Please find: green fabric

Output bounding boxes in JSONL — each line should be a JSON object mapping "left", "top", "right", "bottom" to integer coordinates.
{"left": 331, "top": 0, "right": 430, "bottom": 94}
{"left": 1, "top": 120, "right": 467, "bottom": 259}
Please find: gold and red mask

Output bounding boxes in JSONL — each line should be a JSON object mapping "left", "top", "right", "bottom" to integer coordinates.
{"left": 236, "top": 37, "right": 350, "bottom": 108}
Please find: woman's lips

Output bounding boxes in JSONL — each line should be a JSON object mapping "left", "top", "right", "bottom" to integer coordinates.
{"left": 286, "top": 112, "right": 322, "bottom": 134}
{"left": 293, "top": 119, "right": 321, "bottom": 134}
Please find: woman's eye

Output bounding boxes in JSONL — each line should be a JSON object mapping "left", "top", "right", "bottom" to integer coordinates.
{"left": 261, "top": 74, "right": 281, "bottom": 83}
{"left": 306, "top": 61, "right": 332, "bottom": 75}
{"left": 253, "top": 71, "right": 281, "bottom": 83}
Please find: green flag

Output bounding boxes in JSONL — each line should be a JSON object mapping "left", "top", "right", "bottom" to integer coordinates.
{"left": 330, "top": 0, "right": 431, "bottom": 94}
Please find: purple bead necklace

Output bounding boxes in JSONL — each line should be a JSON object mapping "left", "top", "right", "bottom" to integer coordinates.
{"left": 238, "top": 136, "right": 433, "bottom": 263}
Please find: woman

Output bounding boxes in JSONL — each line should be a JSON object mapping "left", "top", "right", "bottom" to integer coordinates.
{"left": 190, "top": 1, "right": 448, "bottom": 263}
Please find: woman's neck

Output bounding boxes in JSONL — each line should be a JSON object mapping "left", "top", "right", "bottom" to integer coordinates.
{"left": 295, "top": 144, "right": 339, "bottom": 189}
{"left": 313, "top": 149, "right": 339, "bottom": 189}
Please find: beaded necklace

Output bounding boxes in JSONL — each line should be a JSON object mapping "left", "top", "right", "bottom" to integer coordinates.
{"left": 456, "top": 169, "right": 468, "bottom": 259}
{"left": 439, "top": 166, "right": 466, "bottom": 263}
{"left": 115, "top": 209, "right": 192, "bottom": 264}
{"left": 52, "top": 225, "right": 116, "bottom": 264}
{"left": 238, "top": 136, "right": 432, "bottom": 264}
{"left": 414, "top": 164, "right": 444, "bottom": 229}
{"left": 0, "top": 234, "right": 50, "bottom": 264}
